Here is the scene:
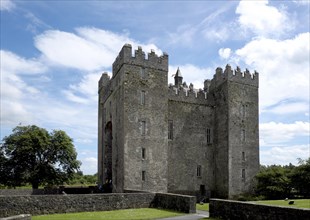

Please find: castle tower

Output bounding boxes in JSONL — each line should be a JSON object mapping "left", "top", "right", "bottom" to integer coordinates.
{"left": 98, "top": 44, "right": 169, "bottom": 192}
{"left": 209, "top": 64, "right": 259, "bottom": 198}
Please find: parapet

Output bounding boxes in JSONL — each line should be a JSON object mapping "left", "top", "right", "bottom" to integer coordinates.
{"left": 211, "top": 64, "right": 259, "bottom": 88}
{"left": 112, "top": 44, "right": 168, "bottom": 76}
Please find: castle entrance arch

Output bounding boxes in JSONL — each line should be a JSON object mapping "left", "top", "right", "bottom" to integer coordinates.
{"left": 104, "top": 121, "right": 112, "bottom": 183}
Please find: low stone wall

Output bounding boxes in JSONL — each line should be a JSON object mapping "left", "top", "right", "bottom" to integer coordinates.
{"left": 0, "top": 193, "right": 196, "bottom": 217}
{"left": 0, "top": 214, "right": 31, "bottom": 220}
{"left": 153, "top": 193, "right": 196, "bottom": 213}
{"left": 210, "top": 198, "right": 310, "bottom": 220}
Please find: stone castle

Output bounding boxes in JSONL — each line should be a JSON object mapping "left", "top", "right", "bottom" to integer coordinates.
{"left": 98, "top": 44, "right": 259, "bottom": 199}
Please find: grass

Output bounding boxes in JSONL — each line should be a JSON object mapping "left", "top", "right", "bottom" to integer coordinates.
{"left": 32, "top": 208, "right": 183, "bottom": 220}
{"left": 253, "top": 199, "right": 310, "bottom": 209}
{"left": 196, "top": 203, "right": 209, "bottom": 211}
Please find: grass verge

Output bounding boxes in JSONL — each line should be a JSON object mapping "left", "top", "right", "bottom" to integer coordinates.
{"left": 196, "top": 203, "right": 209, "bottom": 211}
{"left": 32, "top": 208, "right": 183, "bottom": 220}
{"left": 254, "top": 199, "right": 310, "bottom": 209}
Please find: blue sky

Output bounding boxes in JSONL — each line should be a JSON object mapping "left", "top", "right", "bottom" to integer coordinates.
{"left": 1, "top": 0, "right": 309, "bottom": 174}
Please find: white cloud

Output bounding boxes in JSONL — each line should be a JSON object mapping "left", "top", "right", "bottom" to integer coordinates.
{"left": 35, "top": 27, "right": 163, "bottom": 71}
{"left": 218, "top": 48, "right": 232, "bottom": 59}
{"left": 268, "top": 101, "right": 309, "bottom": 115}
{"left": 260, "top": 121, "right": 309, "bottom": 145}
{"left": 169, "top": 64, "right": 213, "bottom": 89}
{"left": 234, "top": 33, "right": 310, "bottom": 112}
{"left": 260, "top": 145, "right": 309, "bottom": 166}
{"left": 0, "top": 0, "right": 15, "bottom": 11}
{"left": 293, "top": 0, "right": 310, "bottom": 5}
{"left": 236, "top": 0, "right": 292, "bottom": 37}
{"left": 1, "top": 50, "right": 47, "bottom": 75}
{"left": 80, "top": 157, "right": 97, "bottom": 175}
{"left": 0, "top": 50, "right": 46, "bottom": 126}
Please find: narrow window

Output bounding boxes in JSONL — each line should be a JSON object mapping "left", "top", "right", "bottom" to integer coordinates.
{"left": 242, "top": 169, "right": 245, "bottom": 182}
{"left": 242, "top": 152, "right": 245, "bottom": 161}
{"left": 140, "top": 91, "right": 145, "bottom": 105}
{"left": 241, "top": 104, "right": 246, "bottom": 118}
{"left": 207, "top": 128, "right": 211, "bottom": 144}
{"left": 168, "top": 120, "right": 173, "bottom": 140}
{"left": 142, "top": 171, "right": 146, "bottom": 181}
{"left": 142, "top": 148, "right": 146, "bottom": 159}
{"left": 140, "top": 67, "right": 146, "bottom": 79}
{"left": 141, "top": 121, "right": 146, "bottom": 135}
{"left": 241, "top": 129, "right": 245, "bottom": 141}
{"left": 197, "top": 165, "right": 202, "bottom": 177}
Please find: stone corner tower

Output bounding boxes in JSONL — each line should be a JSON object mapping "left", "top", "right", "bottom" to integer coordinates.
{"left": 98, "top": 44, "right": 169, "bottom": 193}
{"left": 209, "top": 64, "right": 259, "bottom": 198}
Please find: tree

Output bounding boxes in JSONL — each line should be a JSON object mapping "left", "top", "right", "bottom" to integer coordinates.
{"left": 1, "top": 125, "right": 81, "bottom": 189}
{"left": 255, "top": 165, "right": 292, "bottom": 199}
{"left": 290, "top": 158, "right": 310, "bottom": 197}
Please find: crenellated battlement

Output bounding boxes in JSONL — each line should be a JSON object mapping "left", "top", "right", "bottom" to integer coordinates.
{"left": 168, "top": 84, "right": 210, "bottom": 105}
{"left": 211, "top": 64, "right": 259, "bottom": 88}
{"left": 112, "top": 44, "right": 168, "bottom": 76}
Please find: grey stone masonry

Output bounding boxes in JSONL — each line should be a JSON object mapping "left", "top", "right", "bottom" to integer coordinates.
{"left": 210, "top": 199, "right": 310, "bottom": 220}
{"left": 0, "top": 193, "right": 196, "bottom": 217}
{"left": 98, "top": 44, "right": 259, "bottom": 199}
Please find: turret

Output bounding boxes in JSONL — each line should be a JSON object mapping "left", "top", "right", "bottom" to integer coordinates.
{"left": 174, "top": 67, "right": 183, "bottom": 87}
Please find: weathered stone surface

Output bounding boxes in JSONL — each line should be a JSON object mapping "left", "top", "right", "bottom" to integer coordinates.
{"left": 98, "top": 45, "right": 259, "bottom": 199}
{"left": 210, "top": 199, "right": 310, "bottom": 220}
{"left": 0, "top": 193, "right": 195, "bottom": 217}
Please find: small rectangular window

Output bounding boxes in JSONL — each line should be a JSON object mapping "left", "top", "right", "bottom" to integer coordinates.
{"left": 242, "top": 169, "right": 245, "bottom": 181}
{"left": 142, "top": 171, "right": 146, "bottom": 181}
{"left": 242, "top": 152, "right": 245, "bottom": 161}
{"left": 241, "top": 104, "right": 246, "bottom": 118}
{"left": 241, "top": 129, "right": 245, "bottom": 141}
{"left": 168, "top": 120, "right": 173, "bottom": 140}
{"left": 140, "top": 67, "right": 146, "bottom": 79}
{"left": 197, "top": 165, "right": 202, "bottom": 177}
{"left": 207, "top": 128, "right": 211, "bottom": 144}
{"left": 141, "top": 121, "right": 146, "bottom": 135}
{"left": 140, "top": 91, "right": 145, "bottom": 105}
{"left": 142, "top": 148, "right": 146, "bottom": 159}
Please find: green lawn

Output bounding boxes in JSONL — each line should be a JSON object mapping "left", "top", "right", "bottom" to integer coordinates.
{"left": 254, "top": 199, "right": 310, "bottom": 209}
{"left": 196, "top": 203, "right": 209, "bottom": 211}
{"left": 32, "top": 208, "right": 183, "bottom": 220}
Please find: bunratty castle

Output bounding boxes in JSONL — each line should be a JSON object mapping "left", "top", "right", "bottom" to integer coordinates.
{"left": 98, "top": 44, "right": 259, "bottom": 199}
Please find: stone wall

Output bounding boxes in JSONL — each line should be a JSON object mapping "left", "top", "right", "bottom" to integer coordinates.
{"left": 153, "top": 193, "right": 196, "bottom": 213}
{"left": 0, "top": 192, "right": 196, "bottom": 217}
{"left": 210, "top": 199, "right": 310, "bottom": 220}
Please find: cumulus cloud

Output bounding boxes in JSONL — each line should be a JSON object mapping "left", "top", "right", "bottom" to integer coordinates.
{"left": 0, "top": 0, "right": 15, "bottom": 11}
{"left": 80, "top": 157, "right": 97, "bottom": 175}
{"left": 35, "top": 27, "right": 162, "bottom": 71}
{"left": 260, "top": 121, "right": 309, "bottom": 145}
{"left": 236, "top": 0, "right": 292, "bottom": 37}
{"left": 260, "top": 145, "right": 309, "bottom": 166}
{"left": 218, "top": 48, "right": 232, "bottom": 59}
{"left": 234, "top": 32, "right": 310, "bottom": 113}
{"left": 0, "top": 50, "right": 46, "bottom": 126}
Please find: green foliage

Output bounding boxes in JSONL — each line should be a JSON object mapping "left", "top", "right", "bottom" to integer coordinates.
{"left": 67, "top": 172, "right": 97, "bottom": 185}
{"left": 255, "top": 158, "right": 310, "bottom": 199}
{"left": 290, "top": 158, "right": 310, "bottom": 197}
{"left": 1, "top": 125, "right": 81, "bottom": 189}
{"left": 32, "top": 208, "right": 183, "bottom": 220}
{"left": 255, "top": 165, "right": 291, "bottom": 199}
